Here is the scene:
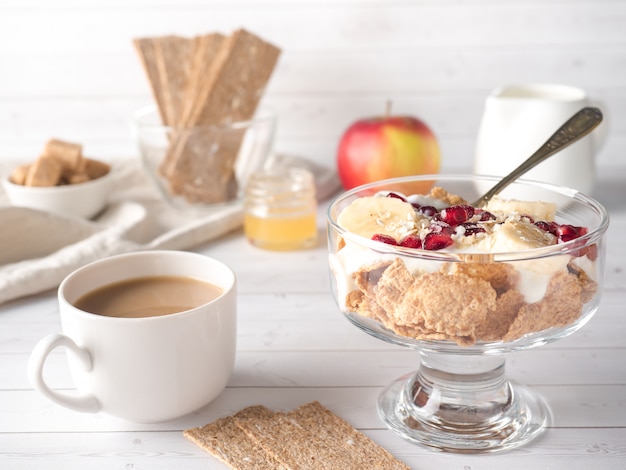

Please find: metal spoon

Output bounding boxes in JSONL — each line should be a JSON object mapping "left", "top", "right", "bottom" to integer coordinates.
{"left": 472, "top": 106, "right": 603, "bottom": 208}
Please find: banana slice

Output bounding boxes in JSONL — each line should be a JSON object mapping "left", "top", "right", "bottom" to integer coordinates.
{"left": 486, "top": 197, "right": 557, "bottom": 221}
{"left": 489, "top": 219, "right": 556, "bottom": 252}
{"left": 487, "top": 219, "right": 569, "bottom": 275}
{"left": 337, "top": 196, "right": 417, "bottom": 240}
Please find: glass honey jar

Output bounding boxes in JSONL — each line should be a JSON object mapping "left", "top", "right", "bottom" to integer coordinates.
{"left": 244, "top": 167, "right": 318, "bottom": 251}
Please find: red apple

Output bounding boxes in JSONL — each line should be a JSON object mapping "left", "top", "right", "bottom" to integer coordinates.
{"left": 336, "top": 113, "right": 441, "bottom": 192}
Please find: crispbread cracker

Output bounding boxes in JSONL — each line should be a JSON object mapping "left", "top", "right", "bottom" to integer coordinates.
{"left": 153, "top": 35, "right": 197, "bottom": 126}
{"left": 133, "top": 37, "right": 168, "bottom": 124}
{"left": 157, "top": 33, "right": 226, "bottom": 178}
{"left": 178, "top": 33, "right": 227, "bottom": 127}
{"left": 287, "top": 401, "right": 410, "bottom": 470}
{"left": 134, "top": 28, "right": 280, "bottom": 204}
{"left": 184, "top": 28, "right": 281, "bottom": 127}
{"left": 185, "top": 402, "right": 409, "bottom": 470}
{"left": 184, "top": 414, "right": 285, "bottom": 470}
{"left": 165, "top": 29, "right": 279, "bottom": 203}
{"left": 234, "top": 402, "right": 410, "bottom": 470}
{"left": 160, "top": 126, "right": 241, "bottom": 203}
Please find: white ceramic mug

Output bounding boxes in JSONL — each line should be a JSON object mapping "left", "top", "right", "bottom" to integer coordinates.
{"left": 27, "top": 250, "right": 237, "bottom": 423}
{"left": 474, "top": 84, "right": 607, "bottom": 194}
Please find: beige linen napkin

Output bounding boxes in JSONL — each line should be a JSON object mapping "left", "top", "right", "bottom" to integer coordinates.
{"left": 0, "top": 158, "right": 244, "bottom": 305}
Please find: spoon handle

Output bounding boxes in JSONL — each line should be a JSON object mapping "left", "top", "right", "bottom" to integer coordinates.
{"left": 472, "top": 106, "right": 603, "bottom": 208}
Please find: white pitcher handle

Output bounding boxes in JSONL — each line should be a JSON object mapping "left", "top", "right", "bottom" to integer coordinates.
{"left": 27, "top": 333, "right": 101, "bottom": 414}
{"left": 589, "top": 99, "right": 609, "bottom": 155}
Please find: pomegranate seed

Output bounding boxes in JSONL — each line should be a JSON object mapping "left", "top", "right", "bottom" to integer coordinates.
{"left": 584, "top": 244, "right": 599, "bottom": 261}
{"left": 438, "top": 205, "right": 474, "bottom": 226}
{"left": 423, "top": 232, "right": 454, "bottom": 250}
{"left": 371, "top": 233, "right": 398, "bottom": 245}
{"left": 569, "top": 240, "right": 597, "bottom": 260}
{"left": 475, "top": 209, "right": 496, "bottom": 221}
{"left": 400, "top": 234, "right": 423, "bottom": 249}
{"left": 459, "top": 223, "right": 486, "bottom": 236}
{"left": 535, "top": 220, "right": 559, "bottom": 236}
{"left": 386, "top": 192, "right": 407, "bottom": 202}
{"left": 418, "top": 205, "right": 438, "bottom": 217}
{"left": 557, "top": 224, "right": 588, "bottom": 243}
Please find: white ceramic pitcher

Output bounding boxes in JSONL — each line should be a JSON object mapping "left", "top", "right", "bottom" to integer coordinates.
{"left": 474, "top": 84, "right": 606, "bottom": 195}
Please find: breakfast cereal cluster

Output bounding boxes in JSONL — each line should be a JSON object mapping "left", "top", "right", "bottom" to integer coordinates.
{"left": 333, "top": 187, "right": 599, "bottom": 346}
{"left": 347, "top": 256, "right": 596, "bottom": 346}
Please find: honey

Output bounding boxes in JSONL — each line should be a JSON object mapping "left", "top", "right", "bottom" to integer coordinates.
{"left": 244, "top": 167, "right": 318, "bottom": 251}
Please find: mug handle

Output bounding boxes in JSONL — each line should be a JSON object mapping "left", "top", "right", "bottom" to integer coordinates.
{"left": 27, "top": 333, "right": 101, "bottom": 414}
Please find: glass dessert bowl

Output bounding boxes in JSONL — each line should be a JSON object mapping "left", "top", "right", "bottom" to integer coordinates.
{"left": 133, "top": 105, "right": 276, "bottom": 213}
{"left": 327, "top": 174, "right": 609, "bottom": 453}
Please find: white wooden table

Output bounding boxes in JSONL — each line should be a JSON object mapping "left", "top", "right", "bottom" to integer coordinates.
{"left": 1, "top": 171, "right": 625, "bottom": 469}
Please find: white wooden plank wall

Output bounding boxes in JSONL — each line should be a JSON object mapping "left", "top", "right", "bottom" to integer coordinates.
{"left": 0, "top": 0, "right": 624, "bottom": 172}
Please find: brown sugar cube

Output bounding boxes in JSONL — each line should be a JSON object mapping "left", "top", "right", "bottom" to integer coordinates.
{"left": 82, "top": 158, "right": 110, "bottom": 180}
{"left": 9, "top": 164, "right": 30, "bottom": 185}
{"left": 66, "top": 173, "right": 90, "bottom": 185}
{"left": 42, "top": 139, "right": 84, "bottom": 173}
{"left": 25, "top": 156, "right": 62, "bottom": 187}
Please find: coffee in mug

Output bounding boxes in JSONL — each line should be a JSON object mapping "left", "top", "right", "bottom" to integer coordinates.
{"left": 74, "top": 276, "right": 224, "bottom": 318}
{"left": 28, "top": 250, "right": 237, "bottom": 423}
